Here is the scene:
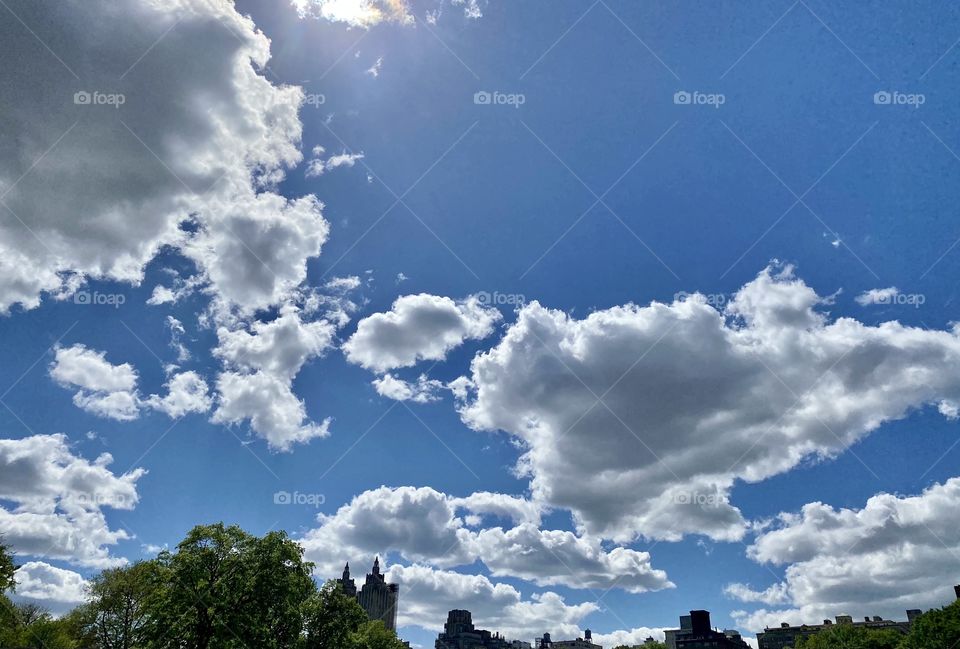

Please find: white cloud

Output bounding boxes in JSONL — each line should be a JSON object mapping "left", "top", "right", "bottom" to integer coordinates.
{"left": 143, "top": 370, "right": 211, "bottom": 418}
{"left": 453, "top": 491, "right": 542, "bottom": 526}
{"left": 388, "top": 564, "right": 598, "bottom": 641}
{"left": 452, "top": 0, "right": 484, "bottom": 19}
{"left": 344, "top": 294, "right": 501, "bottom": 372}
{"left": 214, "top": 305, "right": 336, "bottom": 379}
{"left": 305, "top": 149, "right": 366, "bottom": 178}
{"left": 72, "top": 389, "right": 142, "bottom": 422}
{"left": 366, "top": 56, "right": 384, "bottom": 77}
{"left": 0, "top": 0, "right": 327, "bottom": 315}
{"left": 51, "top": 344, "right": 210, "bottom": 421}
{"left": 300, "top": 486, "right": 672, "bottom": 594}
{"left": 372, "top": 373, "right": 444, "bottom": 403}
{"left": 724, "top": 582, "right": 791, "bottom": 605}
{"left": 213, "top": 371, "right": 331, "bottom": 451}
{"left": 0, "top": 434, "right": 143, "bottom": 568}
{"left": 14, "top": 561, "right": 89, "bottom": 604}
{"left": 473, "top": 524, "right": 673, "bottom": 593}
{"left": 165, "top": 316, "right": 191, "bottom": 362}
{"left": 456, "top": 265, "right": 960, "bottom": 543}
{"left": 50, "top": 345, "right": 140, "bottom": 421}
{"left": 732, "top": 477, "right": 960, "bottom": 632}
{"left": 291, "top": 0, "right": 414, "bottom": 27}
{"left": 855, "top": 287, "right": 900, "bottom": 306}
{"left": 50, "top": 345, "right": 138, "bottom": 394}
{"left": 211, "top": 305, "right": 336, "bottom": 450}
{"left": 592, "top": 627, "right": 668, "bottom": 648}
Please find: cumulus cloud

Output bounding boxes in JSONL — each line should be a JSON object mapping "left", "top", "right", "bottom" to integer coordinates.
{"left": 592, "top": 627, "right": 669, "bottom": 648}
{"left": 14, "top": 561, "right": 89, "bottom": 605}
{"left": 0, "top": 0, "right": 327, "bottom": 315}
{"left": 344, "top": 294, "right": 501, "bottom": 372}
{"left": 212, "top": 305, "right": 336, "bottom": 450}
{"left": 50, "top": 345, "right": 140, "bottom": 421}
{"left": 51, "top": 344, "right": 209, "bottom": 420}
{"left": 291, "top": 0, "right": 413, "bottom": 27}
{"left": 731, "top": 477, "right": 960, "bottom": 632}
{"left": 456, "top": 265, "right": 960, "bottom": 543}
{"left": 299, "top": 486, "right": 672, "bottom": 594}
{"left": 724, "top": 582, "right": 791, "bottom": 606}
{"left": 0, "top": 434, "right": 143, "bottom": 568}
{"left": 143, "top": 370, "right": 211, "bottom": 418}
{"left": 305, "top": 146, "right": 366, "bottom": 178}
{"left": 387, "top": 564, "right": 597, "bottom": 640}
{"left": 855, "top": 287, "right": 900, "bottom": 306}
{"left": 473, "top": 524, "right": 672, "bottom": 593}
{"left": 372, "top": 373, "right": 444, "bottom": 403}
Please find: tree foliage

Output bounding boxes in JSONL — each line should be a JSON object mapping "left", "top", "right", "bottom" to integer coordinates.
{"left": 900, "top": 601, "right": 960, "bottom": 649}
{"left": 0, "top": 541, "right": 16, "bottom": 595}
{"left": 141, "top": 523, "right": 316, "bottom": 649}
{"left": 302, "top": 580, "right": 369, "bottom": 649}
{"left": 0, "top": 522, "right": 412, "bottom": 649}
{"left": 795, "top": 624, "right": 904, "bottom": 649}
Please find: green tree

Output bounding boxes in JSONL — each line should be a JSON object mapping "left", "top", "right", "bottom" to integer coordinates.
{"left": 87, "top": 561, "right": 161, "bottom": 649}
{"left": 900, "top": 601, "right": 960, "bottom": 649}
{"left": 0, "top": 541, "right": 15, "bottom": 594}
{"left": 142, "top": 523, "right": 316, "bottom": 649}
{"left": 795, "top": 624, "right": 902, "bottom": 649}
{"left": 302, "top": 581, "right": 368, "bottom": 649}
{"left": 349, "top": 620, "right": 408, "bottom": 649}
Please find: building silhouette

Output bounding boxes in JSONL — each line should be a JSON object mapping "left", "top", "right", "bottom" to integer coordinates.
{"left": 756, "top": 613, "right": 912, "bottom": 649}
{"left": 536, "top": 630, "right": 601, "bottom": 649}
{"left": 664, "top": 610, "right": 749, "bottom": 649}
{"left": 336, "top": 558, "right": 399, "bottom": 632}
{"left": 757, "top": 586, "right": 960, "bottom": 649}
{"left": 435, "top": 609, "right": 531, "bottom": 649}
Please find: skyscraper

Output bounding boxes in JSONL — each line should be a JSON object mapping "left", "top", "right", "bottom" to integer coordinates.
{"left": 337, "top": 557, "right": 399, "bottom": 632}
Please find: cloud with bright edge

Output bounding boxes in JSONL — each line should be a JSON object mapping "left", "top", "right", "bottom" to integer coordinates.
{"left": 299, "top": 486, "right": 672, "bottom": 594}
{"left": 343, "top": 294, "right": 501, "bottom": 373}
{"left": 212, "top": 304, "right": 337, "bottom": 450}
{"left": 50, "top": 345, "right": 210, "bottom": 421}
{"left": 15, "top": 561, "right": 89, "bottom": 605}
{"left": 291, "top": 0, "right": 414, "bottom": 27}
{"left": 455, "top": 265, "right": 960, "bottom": 544}
{"left": 372, "top": 373, "right": 445, "bottom": 403}
{"left": 387, "top": 564, "right": 598, "bottom": 641}
{"left": 730, "top": 477, "right": 960, "bottom": 633}
{"left": 0, "top": 434, "right": 143, "bottom": 568}
{"left": 0, "top": 0, "right": 328, "bottom": 316}
{"left": 305, "top": 146, "right": 366, "bottom": 178}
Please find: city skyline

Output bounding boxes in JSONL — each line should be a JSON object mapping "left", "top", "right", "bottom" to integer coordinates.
{"left": 2, "top": 1, "right": 960, "bottom": 648}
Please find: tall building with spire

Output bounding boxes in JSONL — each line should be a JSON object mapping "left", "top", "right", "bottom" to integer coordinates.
{"left": 336, "top": 557, "right": 399, "bottom": 632}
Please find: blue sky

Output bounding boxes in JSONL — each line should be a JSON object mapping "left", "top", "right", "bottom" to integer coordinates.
{"left": 2, "top": 0, "right": 960, "bottom": 647}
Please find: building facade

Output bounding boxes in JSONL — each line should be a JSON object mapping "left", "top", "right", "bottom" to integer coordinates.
{"left": 665, "top": 610, "right": 749, "bottom": 649}
{"left": 536, "top": 630, "right": 602, "bottom": 649}
{"left": 336, "top": 558, "right": 400, "bottom": 632}
{"left": 435, "top": 609, "right": 530, "bottom": 649}
{"left": 757, "top": 613, "right": 913, "bottom": 649}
